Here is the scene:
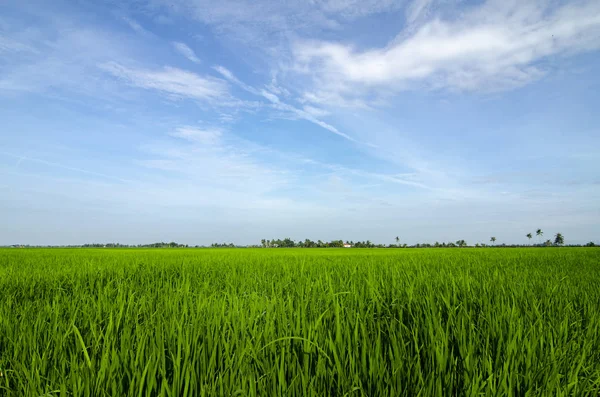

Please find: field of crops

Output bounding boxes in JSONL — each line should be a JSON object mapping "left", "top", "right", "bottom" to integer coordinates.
{"left": 0, "top": 248, "right": 599, "bottom": 396}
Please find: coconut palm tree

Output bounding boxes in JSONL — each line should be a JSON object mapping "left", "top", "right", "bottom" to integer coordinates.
{"left": 536, "top": 229, "right": 543, "bottom": 245}
{"left": 554, "top": 233, "right": 564, "bottom": 246}
{"left": 395, "top": 236, "right": 400, "bottom": 246}
{"left": 526, "top": 233, "right": 532, "bottom": 245}
{"left": 490, "top": 237, "right": 496, "bottom": 245}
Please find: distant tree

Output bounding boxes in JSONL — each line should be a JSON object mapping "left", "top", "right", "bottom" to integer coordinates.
{"left": 554, "top": 233, "right": 564, "bottom": 246}
{"left": 585, "top": 242, "right": 596, "bottom": 247}
{"left": 281, "top": 237, "right": 295, "bottom": 248}
{"left": 395, "top": 236, "right": 400, "bottom": 246}
{"left": 490, "top": 237, "right": 496, "bottom": 245}
{"left": 536, "top": 229, "right": 543, "bottom": 244}
{"left": 526, "top": 233, "right": 532, "bottom": 245}
{"left": 544, "top": 239, "right": 552, "bottom": 247}
{"left": 305, "top": 239, "right": 316, "bottom": 248}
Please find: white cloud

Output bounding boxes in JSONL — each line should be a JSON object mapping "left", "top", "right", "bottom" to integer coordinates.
{"left": 101, "top": 62, "right": 229, "bottom": 101}
{"left": 169, "top": 126, "right": 222, "bottom": 144}
{"left": 294, "top": 0, "right": 600, "bottom": 98}
{"left": 172, "top": 41, "right": 201, "bottom": 64}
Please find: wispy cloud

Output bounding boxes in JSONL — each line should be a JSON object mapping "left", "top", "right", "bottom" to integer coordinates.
{"left": 266, "top": 95, "right": 357, "bottom": 142}
{"left": 213, "top": 65, "right": 359, "bottom": 142}
{"left": 294, "top": 0, "right": 600, "bottom": 102}
{"left": 122, "top": 16, "right": 150, "bottom": 35}
{"left": 0, "top": 35, "right": 37, "bottom": 54}
{"left": 405, "top": 0, "right": 433, "bottom": 25}
{"left": 0, "top": 151, "right": 132, "bottom": 184}
{"left": 146, "top": 0, "right": 401, "bottom": 47}
{"left": 0, "top": 20, "right": 137, "bottom": 98}
{"left": 213, "top": 65, "right": 260, "bottom": 94}
{"left": 101, "top": 62, "right": 229, "bottom": 101}
{"left": 168, "top": 126, "right": 221, "bottom": 144}
{"left": 172, "top": 41, "right": 201, "bottom": 64}
{"left": 138, "top": 125, "right": 290, "bottom": 197}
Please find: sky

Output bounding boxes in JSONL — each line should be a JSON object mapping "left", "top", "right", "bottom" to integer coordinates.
{"left": 1, "top": 0, "right": 599, "bottom": 246}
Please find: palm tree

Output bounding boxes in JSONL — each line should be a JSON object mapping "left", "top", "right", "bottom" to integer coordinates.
{"left": 395, "top": 236, "right": 400, "bottom": 246}
{"left": 554, "top": 233, "right": 564, "bottom": 246}
{"left": 490, "top": 237, "right": 496, "bottom": 245}
{"left": 536, "top": 229, "right": 543, "bottom": 245}
{"left": 526, "top": 233, "right": 532, "bottom": 245}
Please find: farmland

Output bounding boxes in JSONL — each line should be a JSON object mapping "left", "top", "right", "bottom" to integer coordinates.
{"left": 1, "top": 248, "right": 599, "bottom": 396}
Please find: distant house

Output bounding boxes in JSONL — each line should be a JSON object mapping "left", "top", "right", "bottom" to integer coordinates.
{"left": 343, "top": 243, "right": 352, "bottom": 248}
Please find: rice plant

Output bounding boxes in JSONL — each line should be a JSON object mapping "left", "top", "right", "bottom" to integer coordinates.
{"left": 0, "top": 248, "right": 599, "bottom": 396}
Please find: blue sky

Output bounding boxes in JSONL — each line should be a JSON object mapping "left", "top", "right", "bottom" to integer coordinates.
{"left": 1, "top": 0, "right": 599, "bottom": 246}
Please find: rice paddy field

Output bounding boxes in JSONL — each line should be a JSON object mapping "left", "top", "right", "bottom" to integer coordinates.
{"left": 0, "top": 248, "right": 599, "bottom": 396}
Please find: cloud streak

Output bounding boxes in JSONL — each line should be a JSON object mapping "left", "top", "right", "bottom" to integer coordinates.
{"left": 172, "top": 41, "right": 202, "bottom": 64}
{"left": 213, "top": 65, "right": 359, "bottom": 142}
{"left": 101, "top": 62, "right": 229, "bottom": 101}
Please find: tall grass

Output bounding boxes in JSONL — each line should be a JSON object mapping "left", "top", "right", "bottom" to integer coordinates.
{"left": 0, "top": 248, "right": 599, "bottom": 396}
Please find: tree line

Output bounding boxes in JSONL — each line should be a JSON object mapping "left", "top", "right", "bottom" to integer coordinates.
{"left": 4, "top": 229, "right": 597, "bottom": 249}
{"left": 257, "top": 232, "right": 595, "bottom": 248}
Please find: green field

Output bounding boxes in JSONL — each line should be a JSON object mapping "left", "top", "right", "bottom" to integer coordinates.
{"left": 1, "top": 248, "right": 599, "bottom": 396}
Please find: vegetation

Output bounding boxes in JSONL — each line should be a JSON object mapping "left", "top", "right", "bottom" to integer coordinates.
{"left": 536, "top": 229, "right": 544, "bottom": 245}
{"left": 5, "top": 230, "right": 598, "bottom": 249}
{"left": 1, "top": 248, "right": 599, "bottom": 396}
